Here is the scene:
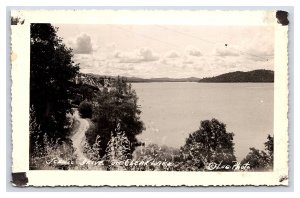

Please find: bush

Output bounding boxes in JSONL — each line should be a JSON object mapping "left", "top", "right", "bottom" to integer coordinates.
{"left": 78, "top": 101, "right": 93, "bottom": 118}
{"left": 29, "top": 133, "right": 77, "bottom": 170}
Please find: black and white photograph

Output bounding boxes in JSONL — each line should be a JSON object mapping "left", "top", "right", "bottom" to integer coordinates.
{"left": 10, "top": 9, "right": 289, "bottom": 186}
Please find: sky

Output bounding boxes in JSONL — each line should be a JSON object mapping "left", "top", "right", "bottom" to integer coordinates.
{"left": 56, "top": 24, "right": 274, "bottom": 78}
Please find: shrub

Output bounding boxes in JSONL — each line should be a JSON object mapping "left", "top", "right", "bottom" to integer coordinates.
{"left": 83, "top": 135, "right": 102, "bottom": 161}
{"left": 105, "top": 123, "right": 132, "bottom": 170}
{"left": 29, "top": 133, "right": 77, "bottom": 170}
{"left": 78, "top": 101, "right": 93, "bottom": 118}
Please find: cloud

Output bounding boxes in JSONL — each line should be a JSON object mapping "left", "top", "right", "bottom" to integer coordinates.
{"left": 242, "top": 44, "right": 273, "bottom": 62}
{"left": 165, "top": 50, "right": 180, "bottom": 58}
{"left": 242, "top": 54, "right": 272, "bottom": 62}
{"left": 183, "top": 59, "right": 194, "bottom": 64}
{"left": 110, "top": 64, "right": 136, "bottom": 71}
{"left": 241, "top": 29, "right": 274, "bottom": 58}
{"left": 214, "top": 48, "right": 240, "bottom": 56}
{"left": 160, "top": 59, "right": 168, "bottom": 65}
{"left": 68, "top": 33, "right": 94, "bottom": 54}
{"left": 72, "top": 53, "right": 110, "bottom": 74}
{"left": 182, "top": 56, "right": 194, "bottom": 65}
{"left": 138, "top": 47, "right": 159, "bottom": 62}
{"left": 186, "top": 46, "right": 202, "bottom": 56}
{"left": 223, "top": 30, "right": 274, "bottom": 62}
{"left": 114, "top": 47, "right": 159, "bottom": 63}
{"left": 113, "top": 51, "right": 121, "bottom": 58}
{"left": 106, "top": 42, "right": 117, "bottom": 51}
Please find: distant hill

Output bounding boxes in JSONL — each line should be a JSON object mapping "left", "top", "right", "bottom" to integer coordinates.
{"left": 86, "top": 74, "right": 201, "bottom": 83}
{"left": 125, "top": 76, "right": 201, "bottom": 83}
{"left": 198, "top": 69, "right": 274, "bottom": 83}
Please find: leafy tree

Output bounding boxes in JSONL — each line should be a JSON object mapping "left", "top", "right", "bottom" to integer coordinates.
{"left": 180, "top": 118, "right": 236, "bottom": 170}
{"left": 89, "top": 77, "right": 144, "bottom": 157}
{"left": 242, "top": 134, "right": 274, "bottom": 170}
{"left": 30, "top": 23, "right": 79, "bottom": 155}
{"left": 264, "top": 134, "right": 274, "bottom": 165}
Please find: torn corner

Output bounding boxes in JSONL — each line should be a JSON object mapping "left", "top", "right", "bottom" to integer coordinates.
{"left": 11, "top": 172, "right": 28, "bottom": 186}
{"left": 276, "top": 11, "right": 289, "bottom": 26}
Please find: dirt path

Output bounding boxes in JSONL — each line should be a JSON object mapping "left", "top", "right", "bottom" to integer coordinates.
{"left": 71, "top": 110, "right": 92, "bottom": 163}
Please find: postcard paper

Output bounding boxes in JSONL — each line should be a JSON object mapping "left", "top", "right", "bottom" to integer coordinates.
{"left": 10, "top": 9, "right": 289, "bottom": 186}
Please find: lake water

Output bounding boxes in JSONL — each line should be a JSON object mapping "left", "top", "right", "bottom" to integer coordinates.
{"left": 132, "top": 82, "right": 274, "bottom": 161}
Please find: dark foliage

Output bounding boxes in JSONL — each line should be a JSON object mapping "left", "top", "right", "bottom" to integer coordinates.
{"left": 264, "top": 134, "right": 274, "bottom": 163}
{"left": 78, "top": 101, "right": 93, "bottom": 118}
{"left": 30, "top": 23, "right": 79, "bottom": 154}
{"left": 199, "top": 69, "right": 274, "bottom": 83}
{"left": 241, "top": 147, "right": 269, "bottom": 170}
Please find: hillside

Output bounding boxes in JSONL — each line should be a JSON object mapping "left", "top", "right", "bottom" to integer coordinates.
{"left": 198, "top": 69, "right": 274, "bottom": 83}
